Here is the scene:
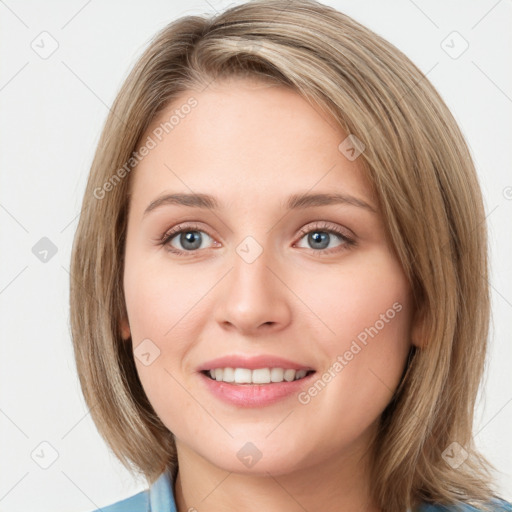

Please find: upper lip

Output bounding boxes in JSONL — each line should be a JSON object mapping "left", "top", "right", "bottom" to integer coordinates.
{"left": 197, "top": 355, "right": 315, "bottom": 372}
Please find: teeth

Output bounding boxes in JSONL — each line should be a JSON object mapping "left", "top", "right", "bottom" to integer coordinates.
{"left": 222, "top": 367, "right": 235, "bottom": 382}
{"left": 270, "top": 368, "right": 284, "bottom": 382}
{"left": 234, "top": 368, "right": 252, "bottom": 384}
{"left": 252, "top": 368, "right": 270, "bottom": 384}
{"left": 206, "top": 367, "right": 311, "bottom": 384}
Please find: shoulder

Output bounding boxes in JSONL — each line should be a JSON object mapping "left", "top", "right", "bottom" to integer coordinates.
{"left": 418, "top": 498, "right": 512, "bottom": 511}
{"left": 87, "top": 489, "right": 149, "bottom": 512}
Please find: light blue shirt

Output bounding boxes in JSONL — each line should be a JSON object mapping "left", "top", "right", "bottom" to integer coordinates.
{"left": 89, "top": 471, "right": 512, "bottom": 512}
{"left": 90, "top": 470, "right": 176, "bottom": 512}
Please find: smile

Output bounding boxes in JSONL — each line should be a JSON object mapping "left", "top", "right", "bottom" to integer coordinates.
{"left": 203, "top": 367, "right": 316, "bottom": 384}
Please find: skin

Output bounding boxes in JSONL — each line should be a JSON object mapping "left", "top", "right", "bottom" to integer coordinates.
{"left": 120, "top": 77, "right": 422, "bottom": 512}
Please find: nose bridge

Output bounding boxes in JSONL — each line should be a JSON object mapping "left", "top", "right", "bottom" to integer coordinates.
{"left": 231, "top": 233, "right": 277, "bottom": 305}
{"left": 225, "top": 204, "right": 277, "bottom": 283}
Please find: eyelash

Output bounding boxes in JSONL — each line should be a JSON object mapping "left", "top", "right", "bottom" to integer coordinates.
{"left": 158, "top": 221, "right": 356, "bottom": 257}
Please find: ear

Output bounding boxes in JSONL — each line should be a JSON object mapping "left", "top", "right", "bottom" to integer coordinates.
{"left": 410, "top": 305, "right": 427, "bottom": 349}
{"left": 119, "top": 314, "right": 131, "bottom": 341}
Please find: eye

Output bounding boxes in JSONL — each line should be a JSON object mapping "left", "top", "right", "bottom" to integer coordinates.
{"left": 160, "top": 222, "right": 217, "bottom": 255}
{"left": 294, "top": 221, "right": 355, "bottom": 254}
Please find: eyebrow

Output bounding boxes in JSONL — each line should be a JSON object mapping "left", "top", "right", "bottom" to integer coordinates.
{"left": 143, "top": 191, "right": 377, "bottom": 217}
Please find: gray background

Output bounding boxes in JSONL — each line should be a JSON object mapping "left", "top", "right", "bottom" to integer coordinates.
{"left": 0, "top": 0, "right": 511, "bottom": 510}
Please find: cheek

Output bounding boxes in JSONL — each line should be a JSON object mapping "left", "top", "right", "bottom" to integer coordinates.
{"left": 123, "top": 252, "right": 205, "bottom": 342}
{"left": 123, "top": 255, "right": 211, "bottom": 424}
{"left": 295, "top": 250, "right": 413, "bottom": 433}
{"left": 295, "top": 248, "right": 411, "bottom": 351}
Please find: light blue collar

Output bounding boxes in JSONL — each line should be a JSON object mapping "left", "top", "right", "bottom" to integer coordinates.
{"left": 149, "top": 470, "right": 177, "bottom": 512}
{"left": 147, "top": 470, "right": 512, "bottom": 512}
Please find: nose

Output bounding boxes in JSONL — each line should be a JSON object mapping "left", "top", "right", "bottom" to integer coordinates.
{"left": 213, "top": 241, "right": 292, "bottom": 335}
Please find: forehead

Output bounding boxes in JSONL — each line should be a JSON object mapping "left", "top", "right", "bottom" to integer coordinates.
{"left": 129, "top": 78, "right": 375, "bottom": 209}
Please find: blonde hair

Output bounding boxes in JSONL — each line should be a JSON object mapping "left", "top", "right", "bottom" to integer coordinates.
{"left": 69, "top": 1, "right": 501, "bottom": 510}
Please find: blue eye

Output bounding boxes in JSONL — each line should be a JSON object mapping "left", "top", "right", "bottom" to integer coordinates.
{"left": 294, "top": 225, "right": 354, "bottom": 253}
{"left": 160, "top": 223, "right": 215, "bottom": 254}
{"left": 160, "top": 221, "right": 355, "bottom": 257}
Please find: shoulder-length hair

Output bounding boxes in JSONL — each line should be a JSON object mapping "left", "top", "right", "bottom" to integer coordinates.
{"left": 69, "top": 1, "right": 499, "bottom": 510}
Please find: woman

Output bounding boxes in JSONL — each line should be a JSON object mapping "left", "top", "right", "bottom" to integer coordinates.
{"left": 69, "top": 1, "right": 511, "bottom": 510}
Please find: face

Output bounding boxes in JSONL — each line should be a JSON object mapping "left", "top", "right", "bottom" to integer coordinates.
{"left": 120, "top": 77, "right": 417, "bottom": 476}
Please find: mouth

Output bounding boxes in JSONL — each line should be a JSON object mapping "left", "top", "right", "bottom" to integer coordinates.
{"left": 201, "top": 368, "right": 316, "bottom": 385}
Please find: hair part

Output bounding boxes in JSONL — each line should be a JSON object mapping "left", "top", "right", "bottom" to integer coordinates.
{"left": 70, "top": 1, "right": 498, "bottom": 510}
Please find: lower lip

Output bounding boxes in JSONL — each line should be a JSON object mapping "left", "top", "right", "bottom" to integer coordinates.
{"left": 199, "top": 371, "right": 316, "bottom": 408}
